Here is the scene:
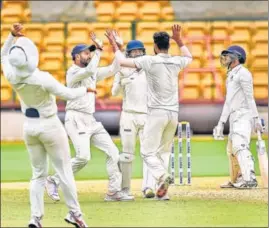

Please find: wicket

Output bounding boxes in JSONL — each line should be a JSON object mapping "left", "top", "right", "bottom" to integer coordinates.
{"left": 170, "top": 121, "right": 192, "bottom": 185}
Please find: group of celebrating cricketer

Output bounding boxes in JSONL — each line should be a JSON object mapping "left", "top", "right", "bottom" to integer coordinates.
{"left": 1, "top": 23, "right": 265, "bottom": 227}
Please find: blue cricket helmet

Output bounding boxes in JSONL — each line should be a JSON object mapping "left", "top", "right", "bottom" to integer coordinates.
{"left": 221, "top": 45, "right": 246, "bottom": 64}
{"left": 126, "top": 40, "right": 145, "bottom": 52}
{"left": 71, "top": 44, "right": 96, "bottom": 59}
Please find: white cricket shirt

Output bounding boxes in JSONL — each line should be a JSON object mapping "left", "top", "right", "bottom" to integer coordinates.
{"left": 65, "top": 55, "right": 120, "bottom": 114}
{"left": 112, "top": 67, "right": 148, "bottom": 114}
{"left": 133, "top": 53, "right": 192, "bottom": 112}
{"left": 220, "top": 64, "right": 259, "bottom": 123}
{"left": 1, "top": 33, "right": 87, "bottom": 118}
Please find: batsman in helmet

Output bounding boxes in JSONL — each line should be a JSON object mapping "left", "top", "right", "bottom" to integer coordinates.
{"left": 213, "top": 45, "right": 265, "bottom": 189}
{"left": 46, "top": 32, "right": 134, "bottom": 202}
{"left": 111, "top": 37, "right": 156, "bottom": 199}
{"left": 106, "top": 25, "right": 193, "bottom": 199}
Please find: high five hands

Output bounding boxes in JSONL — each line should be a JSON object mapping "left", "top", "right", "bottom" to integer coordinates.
{"left": 105, "top": 29, "right": 122, "bottom": 52}
{"left": 90, "top": 32, "right": 103, "bottom": 50}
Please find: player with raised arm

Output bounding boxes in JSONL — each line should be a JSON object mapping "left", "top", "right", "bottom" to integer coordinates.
{"left": 105, "top": 25, "right": 192, "bottom": 199}
{"left": 46, "top": 32, "right": 133, "bottom": 202}
{"left": 1, "top": 23, "right": 92, "bottom": 227}
{"left": 111, "top": 35, "right": 156, "bottom": 199}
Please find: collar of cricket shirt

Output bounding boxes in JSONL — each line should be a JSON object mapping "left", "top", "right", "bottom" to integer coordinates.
{"left": 227, "top": 64, "right": 242, "bottom": 76}
{"left": 157, "top": 53, "right": 171, "bottom": 57}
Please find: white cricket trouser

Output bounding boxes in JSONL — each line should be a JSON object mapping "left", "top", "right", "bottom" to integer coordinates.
{"left": 51, "top": 110, "right": 122, "bottom": 193}
{"left": 141, "top": 108, "right": 178, "bottom": 183}
{"left": 23, "top": 115, "right": 81, "bottom": 219}
{"left": 119, "top": 111, "right": 155, "bottom": 191}
{"left": 228, "top": 108, "right": 255, "bottom": 181}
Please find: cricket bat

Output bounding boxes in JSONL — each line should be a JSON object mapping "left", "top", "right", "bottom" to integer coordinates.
{"left": 256, "top": 130, "right": 268, "bottom": 188}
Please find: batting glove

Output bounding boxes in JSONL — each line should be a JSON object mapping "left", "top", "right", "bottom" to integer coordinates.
{"left": 213, "top": 121, "right": 225, "bottom": 140}
{"left": 253, "top": 117, "right": 265, "bottom": 133}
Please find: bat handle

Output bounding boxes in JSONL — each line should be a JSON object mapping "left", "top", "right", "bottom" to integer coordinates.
{"left": 257, "top": 130, "right": 262, "bottom": 141}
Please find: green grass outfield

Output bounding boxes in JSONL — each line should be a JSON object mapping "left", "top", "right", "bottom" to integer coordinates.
{"left": 1, "top": 137, "right": 268, "bottom": 227}
{"left": 1, "top": 182, "right": 268, "bottom": 227}
{"left": 1, "top": 136, "right": 268, "bottom": 182}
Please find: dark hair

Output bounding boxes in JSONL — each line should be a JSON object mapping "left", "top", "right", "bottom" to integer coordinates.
{"left": 153, "top": 32, "right": 170, "bottom": 50}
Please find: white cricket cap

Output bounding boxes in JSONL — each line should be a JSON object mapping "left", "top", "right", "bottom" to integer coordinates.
{"left": 8, "top": 37, "right": 39, "bottom": 78}
{"left": 8, "top": 47, "right": 27, "bottom": 67}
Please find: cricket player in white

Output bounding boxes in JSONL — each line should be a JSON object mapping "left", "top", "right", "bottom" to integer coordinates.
{"left": 46, "top": 33, "right": 133, "bottom": 201}
{"left": 111, "top": 39, "right": 156, "bottom": 199}
{"left": 1, "top": 23, "right": 91, "bottom": 227}
{"left": 213, "top": 45, "right": 265, "bottom": 189}
{"left": 105, "top": 25, "right": 192, "bottom": 198}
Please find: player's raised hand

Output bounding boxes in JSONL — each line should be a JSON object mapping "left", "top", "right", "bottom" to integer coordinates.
{"left": 105, "top": 29, "right": 116, "bottom": 44}
{"left": 171, "top": 24, "right": 182, "bottom": 41}
{"left": 105, "top": 29, "right": 120, "bottom": 53}
{"left": 11, "top": 23, "right": 24, "bottom": 37}
{"left": 90, "top": 32, "right": 103, "bottom": 50}
{"left": 112, "top": 30, "right": 124, "bottom": 48}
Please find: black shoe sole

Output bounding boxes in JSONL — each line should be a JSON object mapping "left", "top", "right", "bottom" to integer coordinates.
{"left": 156, "top": 198, "right": 170, "bottom": 201}
{"left": 145, "top": 193, "right": 155, "bottom": 198}
{"left": 234, "top": 186, "right": 258, "bottom": 189}
{"left": 234, "top": 181, "right": 258, "bottom": 189}
{"left": 65, "top": 218, "right": 80, "bottom": 228}
{"left": 220, "top": 185, "right": 235, "bottom": 188}
{"left": 28, "top": 225, "right": 38, "bottom": 228}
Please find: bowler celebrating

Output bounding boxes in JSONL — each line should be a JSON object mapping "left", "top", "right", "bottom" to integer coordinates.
{"left": 112, "top": 38, "right": 156, "bottom": 199}
{"left": 106, "top": 25, "right": 192, "bottom": 198}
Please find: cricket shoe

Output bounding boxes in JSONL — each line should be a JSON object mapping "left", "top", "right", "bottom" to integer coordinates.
{"left": 233, "top": 179, "right": 258, "bottom": 189}
{"left": 65, "top": 211, "right": 88, "bottom": 228}
{"left": 143, "top": 188, "right": 155, "bottom": 198}
{"left": 156, "top": 175, "right": 173, "bottom": 198}
{"left": 220, "top": 175, "right": 243, "bottom": 188}
{"left": 155, "top": 193, "right": 170, "bottom": 201}
{"left": 220, "top": 181, "right": 234, "bottom": 188}
{"left": 46, "top": 176, "right": 60, "bottom": 201}
{"left": 104, "top": 190, "right": 134, "bottom": 201}
{"left": 122, "top": 187, "right": 135, "bottom": 197}
{"left": 28, "top": 216, "right": 42, "bottom": 228}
